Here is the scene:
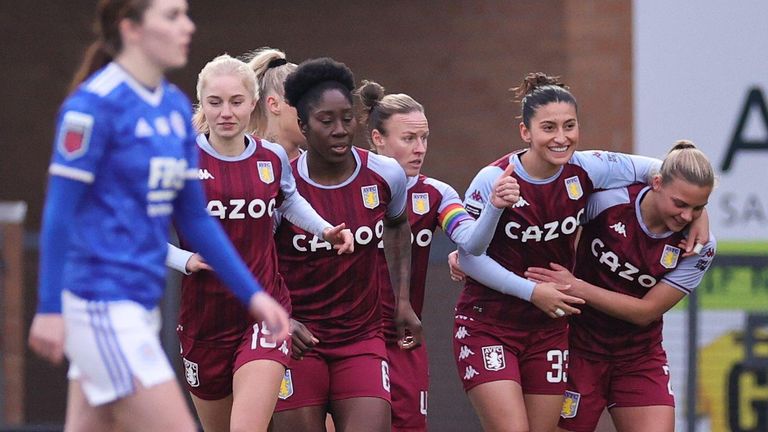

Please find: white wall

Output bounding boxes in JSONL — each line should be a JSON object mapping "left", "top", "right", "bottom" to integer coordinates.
{"left": 634, "top": 0, "right": 768, "bottom": 241}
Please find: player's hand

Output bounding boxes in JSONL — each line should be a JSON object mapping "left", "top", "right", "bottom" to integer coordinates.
{"left": 28, "top": 313, "right": 66, "bottom": 364}
{"left": 323, "top": 223, "right": 354, "bottom": 255}
{"left": 490, "top": 163, "right": 520, "bottom": 209}
{"left": 395, "top": 301, "right": 423, "bottom": 350}
{"left": 525, "top": 263, "right": 585, "bottom": 318}
{"left": 248, "top": 292, "right": 289, "bottom": 343}
{"left": 289, "top": 319, "right": 318, "bottom": 360}
{"left": 185, "top": 253, "right": 213, "bottom": 273}
{"left": 682, "top": 208, "right": 709, "bottom": 257}
{"left": 448, "top": 250, "right": 466, "bottom": 282}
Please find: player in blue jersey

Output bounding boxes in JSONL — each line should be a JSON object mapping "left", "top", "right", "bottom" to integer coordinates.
{"left": 27, "top": 1, "right": 289, "bottom": 431}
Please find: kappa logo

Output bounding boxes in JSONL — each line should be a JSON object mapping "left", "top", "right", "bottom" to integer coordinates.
{"left": 257, "top": 161, "right": 274, "bottom": 184}
{"left": 470, "top": 190, "right": 483, "bottom": 202}
{"left": 455, "top": 326, "right": 469, "bottom": 339}
{"left": 278, "top": 369, "right": 294, "bottom": 400}
{"left": 660, "top": 244, "right": 681, "bottom": 269}
{"left": 412, "top": 192, "right": 430, "bottom": 215}
{"left": 512, "top": 196, "right": 529, "bottom": 208}
{"left": 561, "top": 390, "right": 581, "bottom": 418}
{"left": 198, "top": 169, "right": 215, "bottom": 180}
{"left": 279, "top": 340, "right": 289, "bottom": 356}
{"left": 564, "top": 176, "right": 583, "bottom": 200}
{"left": 458, "top": 345, "right": 475, "bottom": 360}
{"left": 610, "top": 221, "right": 627, "bottom": 237}
{"left": 183, "top": 358, "right": 200, "bottom": 387}
{"left": 57, "top": 111, "right": 94, "bottom": 160}
{"left": 463, "top": 365, "right": 479, "bottom": 380}
{"left": 361, "top": 185, "right": 380, "bottom": 209}
{"left": 482, "top": 345, "right": 506, "bottom": 371}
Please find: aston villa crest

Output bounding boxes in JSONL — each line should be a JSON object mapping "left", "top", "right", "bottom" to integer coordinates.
{"left": 183, "top": 358, "right": 200, "bottom": 388}
{"left": 412, "top": 193, "right": 429, "bottom": 215}
{"left": 564, "top": 176, "right": 583, "bottom": 200}
{"left": 257, "top": 161, "right": 274, "bottom": 184}
{"left": 278, "top": 369, "right": 294, "bottom": 399}
{"left": 361, "top": 185, "right": 380, "bottom": 209}
{"left": 561, "top": 390, "right": 581, "bottom": 418}
{"left": 660, "top": 245, "right": 681, "bottom": 269}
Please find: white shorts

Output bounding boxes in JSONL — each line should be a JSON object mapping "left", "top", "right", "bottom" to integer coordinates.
{"left": 63, "top": 291, "right": 175, "bottom": 406}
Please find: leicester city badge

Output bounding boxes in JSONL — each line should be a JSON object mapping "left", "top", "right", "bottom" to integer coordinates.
{"left": 660, "top": 244, "right": 681, "bottom": 269}
{"left": 257, "top": 161, "right": 274, "bottom": 184}
{"left": 412, "top": 192, "right": 429, "bottom": 215}
{"left": 564, "top": 176, "right": 583, "bottom": 200}
{"left": 183, "top": 358, "right": 200, "bottom": 388}
{"left": 561, "top": 390, "right": 581, "bottom": 418}
{"left": 361, "top": 185, "right": 380, "bottom": 209}
{"left": 278, "top": 369, "right": 294, "bottom": 400}
{"left": 481, "top": 345, "right": 506, "bottom": 371}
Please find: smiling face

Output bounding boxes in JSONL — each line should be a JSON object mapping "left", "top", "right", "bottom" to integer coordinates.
{"left": 201, "top": 72, "right": 256, "bottom": 142}
{"left": 131, "top": 0, "right": 195, "bottom": 71}
{"left": 302, "top": 88, "right": 356, "bottom": 163}
{"left": 650, "top": 176, "right": 712, "bottom": 232}
{"left": 373, "top": 111, "right": 429, "bottom": 177}
{"left": 519, "top": 101, "right": 579, "bottom": 175}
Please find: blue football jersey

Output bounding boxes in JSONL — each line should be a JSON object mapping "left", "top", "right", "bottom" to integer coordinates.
{"left": 46, "top": 63, "right": 198, "bottom": 309}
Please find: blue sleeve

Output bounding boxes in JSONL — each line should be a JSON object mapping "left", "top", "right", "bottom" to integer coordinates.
{"left": 173, "top": 178, "right": 263, "bottom": 305}
{"left": 37, "top": 176, "right": 90, "bottom": 313}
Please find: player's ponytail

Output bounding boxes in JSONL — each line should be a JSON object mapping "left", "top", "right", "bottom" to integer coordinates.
{"left": 68, "top": 0, "right": 151, "bottom": 93}
{"left": 511, "top": 72, "right": 577, "bottom": 128}
{"left": 660, "top": 140, "right": 715, "bottom": 188}
{"left": 243, "top": 47, "right": 297, "bottom": 136}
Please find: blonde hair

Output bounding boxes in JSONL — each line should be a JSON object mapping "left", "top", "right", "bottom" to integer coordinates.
{"left": 192, "top": 54, "right": 258, "bottom": 133}
{"left": 244, "top": 47, "right": 298, "bottom": 135}
{"left": 660, "top": 139, "right": 715, "bottom": 188}
{"left": 356, "top": 80, "right": 424, "bottom": 151}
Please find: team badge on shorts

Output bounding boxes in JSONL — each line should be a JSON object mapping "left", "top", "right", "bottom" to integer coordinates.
{"left": 57, "top": 111, "right": 94, "bottom": 160}
{"left": 412, "top": 193, "right": 430, "bottom": 215}
{"left": 278, "top": 369, "right": 294, "bottom": 400}
{"left": 561, "top": 390, "right": 581, "bottom": 418}
{"left": 257, "top": 161, "right": 275, "bottom": 184}
{"left": 481, "top": 345, "right": 506, "bottom": 371}
{"left": 564, "top": 176, "right": 583, "bottom": 200}
{"left": 183, "top": 358, "right": 200, "bottom": 388}
{"left": 361, "top": 185, "right": 380, "bottom": 209}
{"left": 660, "top": 245, "right": 681, "bottom": 269}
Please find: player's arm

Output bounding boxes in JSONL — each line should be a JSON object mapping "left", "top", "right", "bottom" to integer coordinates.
{"left": 29, "top": 175, "right": 90, "bottom": 364}
{"left": 166, "top": 243, "right": 210, "bottom": 274}
{"left": 457, "top": 248, "right": 584, "bottom": 318}
{"left": 525, "top": 239, "right": 716, "bottom": 326}
{"left": 437, "top": 163, "right": 519, "bottom": 255}
{"left": 383, "top": 209, "right": 420, "bottom": 348}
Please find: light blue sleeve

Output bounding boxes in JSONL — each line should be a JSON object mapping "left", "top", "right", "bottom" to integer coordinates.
{"left": 368, "top": 152, "right": 408, "bottom": 220}
{"left": 571, "top": 151, "right": 661, "bottom": 189}
{"left": 662, "top": 234, "right": 717, "bottom": 294}
{"left": 458, "top": 248, "right": 536, "bottom": 301}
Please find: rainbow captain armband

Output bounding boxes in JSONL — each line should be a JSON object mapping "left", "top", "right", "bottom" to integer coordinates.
{"left": 439, "top": 203, "right": 473, "bottom": 237}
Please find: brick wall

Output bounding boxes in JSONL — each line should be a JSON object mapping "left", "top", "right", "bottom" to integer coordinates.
{"left": 1, "top": 1, "right": 632, "bottom": 428}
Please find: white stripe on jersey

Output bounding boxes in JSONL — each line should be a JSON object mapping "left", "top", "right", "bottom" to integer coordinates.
{"left": 49, "top": 163, "right": 95, "bottom": 183}
{"left": 86, "top": 64, "right": 123, "bottom": 97}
